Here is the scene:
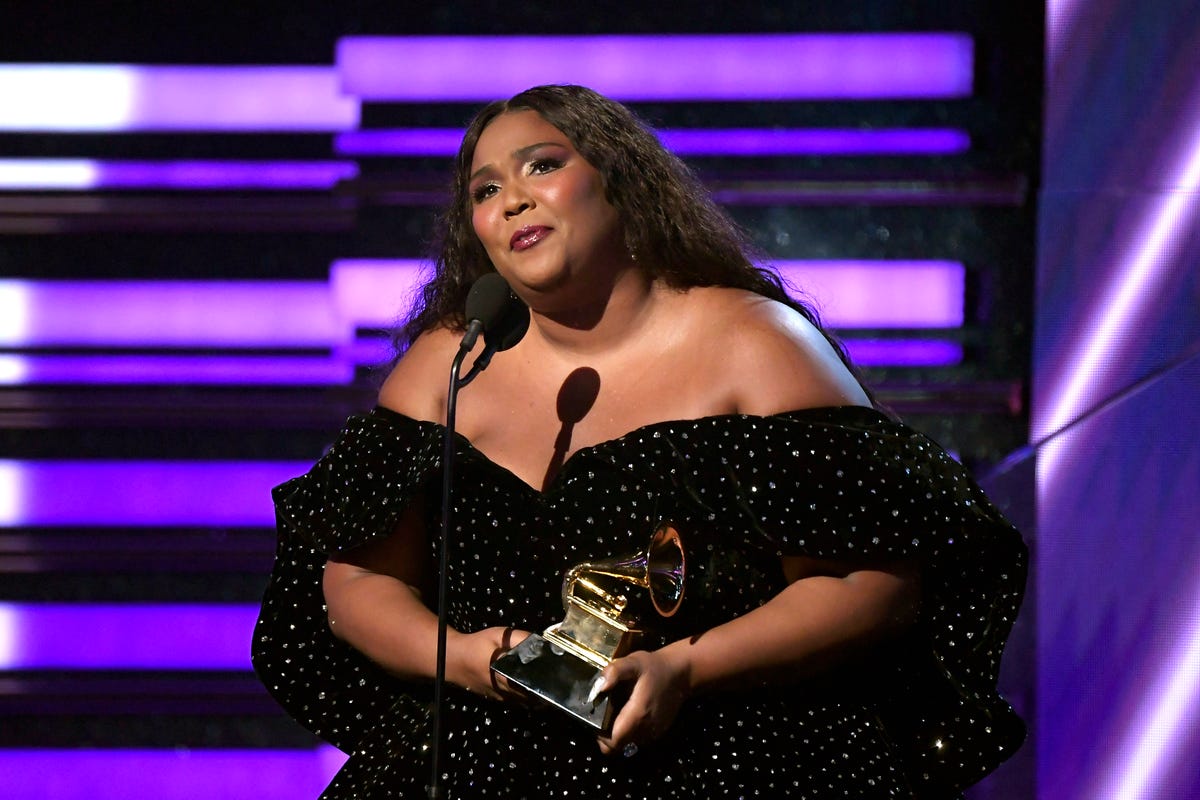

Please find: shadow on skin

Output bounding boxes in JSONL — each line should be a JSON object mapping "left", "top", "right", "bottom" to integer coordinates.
{"left": 543, "top": 366, "right": 601, "bottom": 488}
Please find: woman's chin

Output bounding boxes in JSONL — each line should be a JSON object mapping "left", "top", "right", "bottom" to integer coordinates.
{"left": 507, "top": 266, "right": 574, "bottom": 298}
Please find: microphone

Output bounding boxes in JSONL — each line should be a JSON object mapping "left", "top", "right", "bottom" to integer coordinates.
{"left": 429, "top": 272, "right": 528, "bottom": 799}
{"left": 458, "top": 273, "right": 529, "bottom": 384}
{"left": 459, "top": 272, "right": 529, "bottom": 353}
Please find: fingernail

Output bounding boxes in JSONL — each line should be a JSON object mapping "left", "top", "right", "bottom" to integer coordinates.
{"left": 585, "top": 674, "right": 608, "bottom": 704}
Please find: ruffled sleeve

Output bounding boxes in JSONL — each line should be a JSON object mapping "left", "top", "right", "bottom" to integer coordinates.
{"left": 272, "top": 407, "right": 444, "bottom": 552}
{"left": 251, "top": 407, "right": 443, "bottom": 751}
{"left": 607, "top": 406, "right": 1028, "bottom": 792}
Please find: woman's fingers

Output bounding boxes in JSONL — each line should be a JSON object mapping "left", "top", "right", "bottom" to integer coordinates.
{"left": 451, "top": 626, "right": 533, "bottom": 701}
{"left": 594, "top": 650, "right": 689, "bottom": 755}
{"left": 593, "top": 658, "right": 640, "bottom": 754}
{"left": 587, "top": 655, "right": 633, "bottom": 702}
{"left": 498, "top": 625, "right": 530, "bottom": 652}
{"left": 486, "top": 627, "right": 532, "bottom": 700}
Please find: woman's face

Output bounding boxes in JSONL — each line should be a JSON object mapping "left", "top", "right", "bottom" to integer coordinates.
{"left": 467, "top": 110, "right": 626, "bottom": 306}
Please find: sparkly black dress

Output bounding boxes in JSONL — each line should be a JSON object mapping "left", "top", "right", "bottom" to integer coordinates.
{"left": 253, "top": 406, "right": 1026, "bottom": 799}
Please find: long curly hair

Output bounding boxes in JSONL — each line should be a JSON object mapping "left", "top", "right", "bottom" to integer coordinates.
{"left": 398, "top": 84, "right": 858, "bottom": 379}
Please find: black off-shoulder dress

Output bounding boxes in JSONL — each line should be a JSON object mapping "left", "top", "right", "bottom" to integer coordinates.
{"left": 253, "top": 406, "right": 1026, "bottom": 799}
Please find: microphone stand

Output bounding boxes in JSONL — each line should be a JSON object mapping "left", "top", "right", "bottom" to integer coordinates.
{"left": 425, "top": 272, "right": 526, "bottom": 798}
{"left": 427, "top": 320, "right": 484, "bottom": 800}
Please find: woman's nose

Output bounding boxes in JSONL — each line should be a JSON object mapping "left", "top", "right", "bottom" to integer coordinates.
{"left": 502, "top": 185, "right": 533, "bottom": 218}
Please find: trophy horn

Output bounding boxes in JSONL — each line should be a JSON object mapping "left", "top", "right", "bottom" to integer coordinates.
{"left": 561, "top": 521, "right": 686, "bottom": 619}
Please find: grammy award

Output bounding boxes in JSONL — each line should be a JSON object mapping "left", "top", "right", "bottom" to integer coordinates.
{"left": 490, "top": 521, "right": 686, "bottom": 732}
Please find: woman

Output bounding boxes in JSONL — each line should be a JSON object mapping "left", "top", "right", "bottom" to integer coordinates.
{"left": 253, "top": 85, "right": 1026, "bottom": 798}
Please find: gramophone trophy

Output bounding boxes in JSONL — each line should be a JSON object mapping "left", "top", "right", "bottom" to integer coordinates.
{"left": 490, "top": 521, "right": 686, "bottom": 732}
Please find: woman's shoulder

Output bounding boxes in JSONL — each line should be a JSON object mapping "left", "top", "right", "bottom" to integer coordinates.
{"left": 681, "top": 286, "right": 870, "bottom": 414}
{"left": 678, "top": 285, "right": 819, "bottom": 331}
{"left": 377, "top": 325, "right": 463, "bottom": 423}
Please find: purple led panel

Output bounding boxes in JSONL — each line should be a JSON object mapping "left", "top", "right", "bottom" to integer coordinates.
{"left": 335, "top": 129, "right": 466, "bottom": 156}
{"left": 658, "top": 128, "right": 971, "bottom": 156}
{"left": 843, "top": 339, "right": 963, "bottom": 367}
{"left": 1035, "top": 2, "right": 1200, "bottom": 799}
{"left": 0, "top": 65, "right": 359, "bottom": 132}
{"left": 335, "top": 128, "right": 971, "bottom": 157}
{"left": 333, "top": 259, "right": 965, "bottom": 331}
{"left": 355, "top": 332, "right": 964, "bottom": 369}
{"left": 0, "top": 461, "right": 306, "bottom": 526}
{"left": 2, "top": 261, "right": 960, "bottom": 351}
{"left": 0, "top": 341, "right": 957, "bottom": 386}
{"left": 774, "top": 260, "right": 964, "bottom": 328}
{"left": 0, "top": 160, "right": 358, "bottom": 191}
{"left": 0, "top": 747, "right": 347, "bottom": 800}
{"left": 330, "top": 259, "right": 426, "bottom": 330}
{"left": 1034, "top": 125, "right": 1200, "bottom": 483}
{"left": 0, "top": 603, "right": 258, "bottom": 670}
{"left": 0, "top": 355, "right": 352, "bottom": 386}
{"left": 0, "top": 280, "right": 341, "bottom": 347}
{"left": 337, "top": 34, "right": 974, "bottom": 101}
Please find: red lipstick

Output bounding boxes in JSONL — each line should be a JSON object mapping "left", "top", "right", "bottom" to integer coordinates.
{"left": 510, "top": 226, "right": 551, "bottom": 251}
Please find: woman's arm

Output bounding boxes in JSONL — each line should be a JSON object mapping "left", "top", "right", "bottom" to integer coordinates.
{"left": 595, "top": 294, "right": 913, "bottom": 753}
{"left": 323, "top": 497, "right": 528, "bottom": 699}
{"left": 323, "top": 326, "right": 528, "bottom": 699}
{"left": 675, "top": 555, "right": 921, "bottom": 687}
{"left": 595, "top": 557, "right": 920, "bottom": 754}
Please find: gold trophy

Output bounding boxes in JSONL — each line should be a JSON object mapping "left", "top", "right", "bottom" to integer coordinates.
{"left": 490, "top": 521, "right": 686, "bottom": 732}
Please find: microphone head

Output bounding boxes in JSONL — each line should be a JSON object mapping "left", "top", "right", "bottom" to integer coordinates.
{"left": 465, "top": 272, "right": 514, "bottom": 329}
{"left": 465, "top": 272, "right": 529, "bottom": 352}
{"left": 488, "top": 296, "right": 530, "bottom": 352}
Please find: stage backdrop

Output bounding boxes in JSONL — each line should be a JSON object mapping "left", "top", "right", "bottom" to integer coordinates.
{"left": 1034, "top": 0, "right": 1200, "bottom": 799}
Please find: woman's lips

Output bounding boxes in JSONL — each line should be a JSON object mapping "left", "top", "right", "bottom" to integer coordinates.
{"left": 510, "top": 226, "right": 551, "bottom": 251}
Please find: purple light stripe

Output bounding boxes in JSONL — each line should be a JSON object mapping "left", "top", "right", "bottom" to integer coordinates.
{"left": 1047, "top": 0, "right": 1087, "bottom": 67}
{"left": 343, "top": 336, "right": 397, "bottom": 367}
{"left": 775, "top": 260, "right": 964, "bottom": 327}
{"left": 0, "top": 603, "right": 260, "bottom": 670}
{"left": 0, "top": 461, "right": 306, "bottom": 526}
{"left": 1034, "top": 112, "right": 1200, "bottom": 485}
{"left": 842, "top": 339, "right": 963, "bottom": 367}
{"left": 0, "top": 747, "right": 346, "bottom": 800}
{"left": 0, "top": 160, "right": 97, "bottom": 189}
{"left": 0, "top": 160, "right": 358, "bottom": 191}
{"left": 335, "top": 128, "right": 971, "bottom": 157}
{"left": 1092, "top": 587, "right": 1200, "bottom": 800}
{"left": 333, "top": 259, "right": 965, "bottom": 331}
{"left": 0, "top": 355, "right": 353, "bottom": 385}
{"left": 0, "top": 261, "right": 961, "bottom": 353}
{"left": 0, "top": 280, "right": 342, "bottom": 347}
{"left": 334, "top": 128, "right": 465, "bottom": 156}
{"left": 659, "top": 128, "right": 971, "bottom": 156}
{"left": 337, "top": 34, "right": 975, "bottom": 101}
{"left": 330, "top": 259, "right": 427, "bottom": 328}
{"left": 347, "top": 333, "right": 959, "bottom": 368}
{"left": 3, "top": 343, "right": 962, "bottom": 384}
{"left": 0, "top": 65, "right": 360, "bottom": 132}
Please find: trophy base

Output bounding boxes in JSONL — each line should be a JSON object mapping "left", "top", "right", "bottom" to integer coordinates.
{"left": 490, "top": 633, "right": 613, "bottom": 732}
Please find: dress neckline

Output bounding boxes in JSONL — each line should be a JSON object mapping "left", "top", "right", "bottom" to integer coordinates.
{"left": 370, "top": 404, "right": 893, "bottom": 497}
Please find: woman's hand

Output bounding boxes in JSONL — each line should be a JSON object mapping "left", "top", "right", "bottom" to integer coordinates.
{"left": 448, "top": 626, "right": 531, "bottom": 701}
{"left": 593, "top": 646, "right": 692, "bottom": 755}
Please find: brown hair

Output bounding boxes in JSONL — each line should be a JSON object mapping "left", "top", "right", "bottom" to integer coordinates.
{"left": 398, "top": 84, "right": 860, "bottom": 384}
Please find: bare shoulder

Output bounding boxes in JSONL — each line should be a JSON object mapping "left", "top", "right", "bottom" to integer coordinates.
{"left": 377, "top": 326, "right": 463, "bottom": 423}
{"left": 688, "top": 287, "right": 870, "bottom": 415}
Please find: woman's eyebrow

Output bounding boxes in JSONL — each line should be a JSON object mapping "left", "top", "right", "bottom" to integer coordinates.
{"left": 470, "top": 141, "right": 565, "bottom": 182}
{"left": 512, "top": 141, "right": 561, "bottom": 160}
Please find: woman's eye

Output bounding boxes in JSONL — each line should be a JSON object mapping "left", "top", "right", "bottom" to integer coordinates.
{"left": 471, "top": 183, "right": 498, "bottom": 203}
{"left": 529, "top": 158, "right": 562, "bottom": 175}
